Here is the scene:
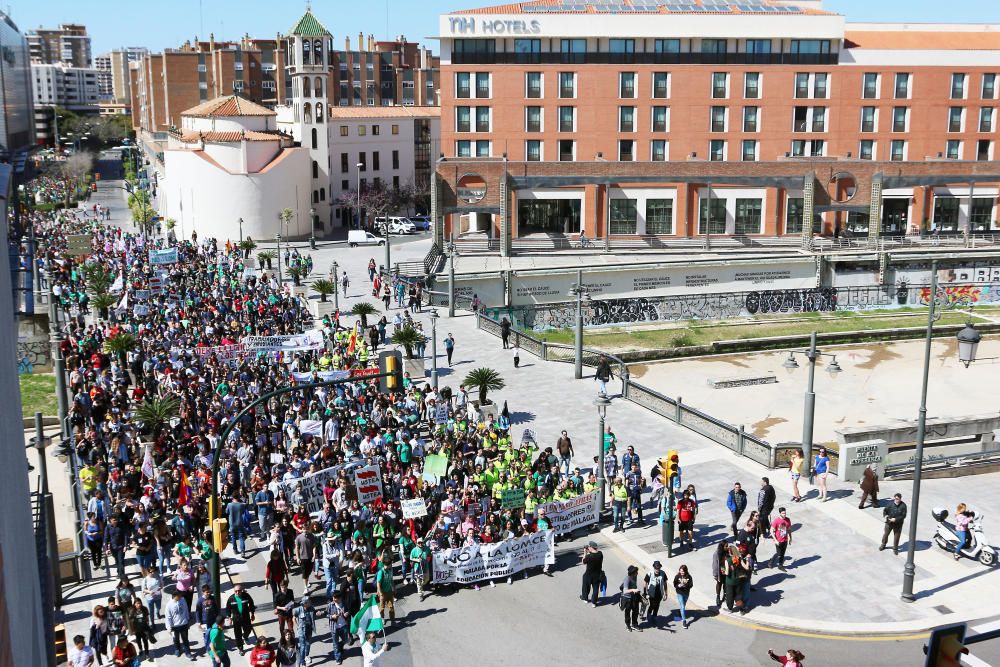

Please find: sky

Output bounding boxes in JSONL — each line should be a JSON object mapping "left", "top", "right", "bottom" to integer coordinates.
{"left": 7, "top": 0, "right": 1000, "bottom": 56}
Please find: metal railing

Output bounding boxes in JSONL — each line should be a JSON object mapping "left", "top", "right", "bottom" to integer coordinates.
{"left": 475, "top": 312, "right": 779, "bottom": 467}
{"left": 884, "top": 447, "right": 1000, "bottom": 478}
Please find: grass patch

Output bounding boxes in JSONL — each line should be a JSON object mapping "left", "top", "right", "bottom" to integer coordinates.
{"left": 19, "top": 374, "right": 57, "bottom": 419}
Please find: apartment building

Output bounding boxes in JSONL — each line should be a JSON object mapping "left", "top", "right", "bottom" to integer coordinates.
{"left": 96, "top": 47, "right": 148, "bottom": 104}
{"left": 436, "top": 0, "right": 1000, "bottom": 240}
{"left": 26, "top": 23, "right": 91, "bottom": 67}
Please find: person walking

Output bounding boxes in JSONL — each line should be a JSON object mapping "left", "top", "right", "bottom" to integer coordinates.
{"left": 625, "top": 463, "right": 645, "bottom": 526}
{"left": 248, "top": 636, "right": 277, "bottom": 667}
{"left": 512, "top": 343, "right": 520, "bottom": 368}
{"left": 726, "top": 482, "right": 748, "bottom": 537}
{"left": 361, "top": 630, "right": 390, "bottom": 667}
{"left": 367, "top": 259, "right": 376, "bottom": 282}
{"left": 164, "top": 590, "right": 194, "bottom": 660}
{"left": 620, "top": 565, "right": 642, "bottom": 632}
{"left": 880, "top": 493, "right": 907, "bottom": 555}
{"left": 642, "top": 560, "right": 668, "bottom": 626}
{"left": 595, "top": 356, "right": 613, "bottom": 397}
{"left": 789, "top": 449, "right": 804, "bottom": 503}
{"left": 711, "top": 542, "right": 727, "bottom": 608}
{"left": 225, "top": 497, "right": 247, "bottom": 557}
{"left": 327, "top": 591, "right": 350, "bottom": 665}
{"left": 69, "top": 634, "right": 97, "bottom": 667}
{"left": 769, "top": 507, "right": 792, "bottom": 571}
{"left": 611, "top": 478, "right": 628, "bottom": 532}
{"left": 375, "top": 560, "right": 396, "bottom": 627}
{"left": 556, "top": 431, "right": 574, "bottom": 479}
{"left": 340, "top": 271, "right": 350, "bottom": 297}
{"left": 292, "top": 596, "right": 316, "bottom": 666}
{"left": 207, "top": 615, "right": 230, "bottom": 667}
{"left": 224, "top": 584, "right": 255, "bottom": 655}
{"left": 580, "top": 541, "right": 603, "bottom": 606}
{"left": 758, "top": 477, "right": 776, "bottom": 538}
{"left": 673, "top": 564, "right": 693, "bottom": 629}
{"left": 812, "top": 447, "right": 831, "bottom": 501}
{"left": 500, "top": 317, "right": 512, "bottom": 349}
{"left": 858, "top": 464, "right": 879, "bottom": 509}
{"left": 768, "top": 648, "right": 806, "bottom": 666}
{"left": 444, "top": 333, "right": 455, "bottom": 367}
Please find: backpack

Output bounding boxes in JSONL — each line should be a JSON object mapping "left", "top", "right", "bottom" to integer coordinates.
{"left": 646, "top": 571, "right": 663, "bottom": 598}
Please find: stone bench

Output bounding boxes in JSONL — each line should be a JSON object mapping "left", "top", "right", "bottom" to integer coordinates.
{"left": 709, "top": 372, "right": 778, "bottom": 389}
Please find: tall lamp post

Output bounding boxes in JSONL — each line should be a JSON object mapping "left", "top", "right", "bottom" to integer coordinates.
{"left": 275, "top": 233, "right": 283, "bottom": 285}
{"left": 568, "top": 270, "right": 594, "bottom": 379}
{"left": 782, "top": 331, "right": 843, "bottom": 474}
{"left": 331, "top": 260, "right": 340, "bottom": 313}
{"left": 429, "top": 308, "right": 440, "bottom": 390}
{"left": 355, "top": 163, "right": 363, "bottom": 228}
{"left": 238, "top": 217, "right": 243, "bottom": 244}
{"left": 447, "top": 241, "right": 457, "bottom": 317}
{"left": 310, "top": 207, "right": 317, "bottom": 250}
{"left": 594, "top": 395, "right": 611, "bottom": 514}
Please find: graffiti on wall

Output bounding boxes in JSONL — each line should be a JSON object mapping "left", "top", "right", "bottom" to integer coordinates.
{"left": 17, "top": 338, "right": 50, "bottom": 374}
{"left": 744, "top": 288, "right": 837, "bottom": 315}
{"left": 916, "top": 284, "right": 1000, "bottom": 306}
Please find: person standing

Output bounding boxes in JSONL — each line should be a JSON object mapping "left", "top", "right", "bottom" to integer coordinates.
{"left": 292, "top": 596, "right": 316, "bottom": 667}
{"left": 556, "top": 431, "right": 574, "bottom": 479}
{"left": 164, "top": 590, "right": 194, "bottom": 660}
{"left": 444, "top": 333, "right": 455, "bottom": 366}
{"left": 642, "top": 561, "right": 668, "bottom": 626}
{"left": 673, "top": 564, "right": 693, "bottom": 629}
{"left": 207, "top": 615, "right": 230, "bottom": 667}
{"left": 361, "top": 630, "right": 390, "bottom": 667}
{"left": 225, "top": 584, "right": 256, "bottom": 655}
{"left": 580, "top": 541, "right": 603, "bottom": 606}
{"left": 327, "top": 591, "right": 350, "bottom": 665}
{"left": 620, "top": 565, "right": 642, "bottom": 632}
{"left": 611, "top": 478, "right": 628, "bottom": 532}
{"left": 880, "top": 493, "right": 907, "bottom": 555}
{"left": 69, "top": 634, "right": 96, "bottom": 667}
{"left": 812, "top": 447, "right": 831, "bottom": 501}
{"left": 625, "top": 463, "right": 645, "bottom": 526}
{"left": 769, "top": 507, "right": 792, "bottom": 571}
{"left": 512, "top": 343, "right": 520, "bottom": 368}
{"left": 595, "top": 356, "right": 613, "bottom": 397}
{"left": 758, "top": 477, "right": 776, "bottom": 538}
{"left": 195, "top": 584, "right": 220, "bottom": 659}
{"left": 789, "top": 449, "right": 804, "bottom": 503}
{"left": 225, "top": 497, "right": 247, "bottom": 557}
{"left": 726, "top": 482, "right": 748, "bottom": 537}
{"left": 858, "top": 464, "right": 879, "bottom": 509}
{"left": 248, "top": 636, "right": 277, "bottom": 667}
{"left": 500, "top": 317, "right": 512, "bottom": 349}
{"left": 294, "top": 524, "right": 319, "bottom": 591}
{"left": 676, "top": 489, "right": 697, "bottom": 549}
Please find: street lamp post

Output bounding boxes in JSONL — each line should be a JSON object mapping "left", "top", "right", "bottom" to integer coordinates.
{"left": 275, "top": 233, "right": 283, "bottom": 285}
{"left": 238, "top": 217, "right": 243, "bottom": 244}
{"left": 310, "top": 207, "right": 317, "bottom": 250}
{"left": 429, "top": 308, "right": 440, "bottom": 390}
{"left": 568, "top": 270, "right": 593, "bottom": 380}
{"left": 594, "top": 395, "right": 611, "bottom": 515}
{"left": 447, "top": 241, "right": 456, "bottom": 318}
{"left": 355, "top": 163, "right": 363, "bottom": 228}
{"left": 332, "top": 260, "right": 340, "bottom": 313}
{"left": 782, "top": 330, "right": 842, "bottom": 474}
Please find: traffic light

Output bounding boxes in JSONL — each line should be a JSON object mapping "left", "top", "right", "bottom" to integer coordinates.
{"left": 665, "top": 450, "right": 679, "bottom": 482}
{"left": 212, "top": 517, "right": 229, "bottom": 554}
{"left": 378, "top": 350, "right": 403, "bottom": 394}
{"left": 925, "top": 623, "right": 968, "bottom": 667}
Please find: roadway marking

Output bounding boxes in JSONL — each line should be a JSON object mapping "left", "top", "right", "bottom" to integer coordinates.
{"left": 961, "top": 654, "right": 992, "bottom": 667}
{"left": 972, "top": 619, "right": 1000, "bottom": 634}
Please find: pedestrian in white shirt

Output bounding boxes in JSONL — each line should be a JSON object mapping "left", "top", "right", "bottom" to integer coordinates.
{"left": 362, "top": 631, "right": 390, "bottom": 667}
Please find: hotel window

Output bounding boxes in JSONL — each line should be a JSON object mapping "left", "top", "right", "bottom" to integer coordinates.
{"left": 812, "top": 107, "right": 827, "bottom": 133}
{"left": 861, "top": 106, "right": 876, "bottom": 133}
{"left": 741, "top": 139, "right": 758, "bottom": 162}
{"left": 980, "top": 107, "right": 994, "bottom": 133}
{"left": 699, "top": 197, "right": 727, "bottom": 234}
{"left": 391, "top": 124, "right": 399, "bottom": 135}
{"left": 456, "top": 141, "right": 471, "bottom": 158}
{"left": 810, "top": 140, "right": 825, "bottom": 156}
{"left": 372, "top": 152, "right": 380, "bottom": 171}
{"left": 710, "top": 106, "right": 726, "bottom": 132}
{"left": 744, "top": 73, "right": 760, "bottom": 99}
{"left": 559, "top": 72, "right": 576, "bottom": 99}
{"left": 525, "top": 106, "right": 542, "bottom": 132}
{"left": 619, "top": 106, "right": 635, "bottom": 132}
{"left": 358, "top": 125, "right": 366, "bottom": 136}
{"left": 712, "top": 72, "right": 728, "bottom": 99}
{"left": 618, "top": 139, "right": 634, "bottom": 161}
{"left": 934, "top": 196, "right": 960, "bottom": 231}
{"left": 813, "top": 73, "right": 829, "bottom": 99}
{"left": 983, "top": 74, "right": 997, "bottom": 100}
{"left": 894, "top": 73, "right": 911, "bottom": 99}
{"left": 372, "top": 125, "right": 380, "bottom": 136}
{"left": 653, "top": 72, "right": 670, "bottom": 99}
{"left": 358, "top": 152, "right": 367, "bottom": 171}
{"left": 971, "top": 198, "right": 994, "bottom": 231}
{"left": 862, "top": 73, "right": 879, "bottom": 99}
{"left": 514, "top": 38, "right": 541, "bottom": 63}
{"left": 525, "top": 72, "right": 542, "bottom": 99}
{"left": 652, "top": 106, "right": 668, "bottom": 132}
{"left": 859, "top": 140, "right": 875, "bottom": 160}
{"left": 620, "top": 72, "right": 636, "bottom": 98}
{"left": 456, "top": 72, "right": 470, "bottom": 99}
{"left": 892, "top": 107, "right": 908, "bottom": 133}
{"left": 794, "top": 73, "right": 810, "bottom": 99}
{"left": 946, "top": 140, "right": 962, "bottom": 160}
{"left": 560, "top": 38, "right": 587, "bottom": 63}
{"left": 793, "top": 106, "right": 808, "bottom": 132}
{"left": 651, "top": 140, "right": 668, "bottom": 162}
{"left": 558, "top": 139, "right": 575, "bottom": 161}
{"left": 791, "top": 140, "right": 806, "bottom": 157}
{"left": 456, "top": 106, "right": 471, "bottom": 133}
{"left": 475, "top": 73, "right": 491, "bottom": 98}
{"left": 745, "top": 39, "right": 771, "bottom": 55}
{"left": 475, "top": 107, "right": 490, "bottom": 132}
{"left": 709, "top": 139, "right": 726, "bottom": 162}
{"left": 646, "top": 199, "right": 673, "bottom": 234}
{"left": 977, "top": 139, "right": 992, "bottom": 161}
{"left": 525, "top": 140, "right": 542, "bottom": 161}
{"left": 654, "top": 39, "right": 680, "bottom": 54}
{"left": 476, "top": 140, "right": 491, "bottom": 157}
{"left": 790, "top": 39, "right": 830, "bottom": 55}
{"left": 948, "top": 107, "right": 964, "bottom": 133}
{"left": 701, "top": 38, "right": 728, "bottom": 54}
{"left": 735, "top": 198, "right": 763, "bottom": 234}
{"left": 785, "top": 198, "right": 821, "bottom": 234}
{"left": 558, "top": 106, "right": 575, "bottom": 132}
{"left": 890, "top": 139, "right": 906, "bottom": 161}
{"left": 743, "top": 106, "right": 759, "bottom": 133}
{"left": 952, "top": 73, "right": 967, "bottom": 100}
{"left": 609, "top": 39, "right": 635, "bottom": 54}
{"left": 609, "top": 198, "right": 638, "bottom": 234}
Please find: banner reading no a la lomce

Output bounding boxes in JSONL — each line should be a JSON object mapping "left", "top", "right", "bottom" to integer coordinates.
{"left": 432, "top": 530, "right": 554, "bottom": 584}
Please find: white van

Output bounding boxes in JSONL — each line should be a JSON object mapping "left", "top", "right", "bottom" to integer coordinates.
{"left": 348, "top": 230, "right": 386, "bottom": 247}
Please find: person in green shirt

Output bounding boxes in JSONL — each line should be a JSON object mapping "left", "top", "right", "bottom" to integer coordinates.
{"left": 409, "top": 538, "right": 430, "bottom": 598}
{"left": 612, "top": 477, "right": 629, "bottom": 532}
{"left": 207, "top": 616, "right": 228, "bottom": 665}
{"left": 375, "top": 562, "right": 396, "bottom": 626}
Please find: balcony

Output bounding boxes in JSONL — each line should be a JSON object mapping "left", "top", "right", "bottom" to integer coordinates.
{"left": 450, "top": 52, "right": 839, "bottom": 66}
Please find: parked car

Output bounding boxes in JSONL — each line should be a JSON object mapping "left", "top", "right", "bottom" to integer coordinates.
{"left": 348, "top": 230, "right": 386, "bottom": 247}
{"left": 409, "top": 215, "right": 432, "bottom": 231}
{"left": 375, "top": 216, "right": 416, "bottom": 235}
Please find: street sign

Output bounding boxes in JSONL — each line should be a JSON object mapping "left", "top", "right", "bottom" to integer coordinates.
{"left": 350, "top": 367, "right": 381, "bottom": 379}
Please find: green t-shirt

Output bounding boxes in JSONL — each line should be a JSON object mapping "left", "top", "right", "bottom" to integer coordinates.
{"left": 376, "top": 568, "right": 393, "bottom": 593}
{"left": 209, "top": 625, "right": 227, "bottom": 656}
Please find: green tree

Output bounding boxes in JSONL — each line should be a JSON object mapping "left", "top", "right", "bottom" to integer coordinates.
{"left": 311, "top": 279, "right": 336, "bottom": 303}
{"left": 463, "top": 367, "right": 506, "bottom": 406}
{"left": 104, "top": 332, "right": 137, "bottom": 364}
{"left": 257, "top": 250, "right": 275, "bottom": 269}
{"left": 133, "top": 395, "right": 180, "bottom": 440}
{"left": 351, "top": 302, "right": 378, "bottom": 328}
{"left": 90, "top": 293, "right": 118, "bottom": 320}
{"left": 391, "top": 326, "right": 427, "bottom": 359}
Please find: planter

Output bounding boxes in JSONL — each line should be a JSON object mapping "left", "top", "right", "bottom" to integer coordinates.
{"left": 474, "top": 400, "right": 498, "bottom": 423}
{"left": 309, "top": 299, "right": 337, "bottom": 319}
{"left": 292, "top": 285, "right": 309, "bottom": 298}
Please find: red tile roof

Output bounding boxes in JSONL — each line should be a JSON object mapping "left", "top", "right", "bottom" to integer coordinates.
{"left": 181, "top": 94, "right": 276, "bottom": 118}
{"left": 177, "top": 129, "right": 288, "bottom": 143}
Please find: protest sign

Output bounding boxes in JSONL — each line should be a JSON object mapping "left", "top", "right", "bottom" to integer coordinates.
{"left": 354, "top": 465, "right": 383, "bottom": 505}
{"left": 299, "top": 420, "right": 323, "bottom": 437}
{"left": 132, "top": 304, "right": 150, "bottom": 317}
{"left": 537, "top": 490, "right": 601, "bottom": 535}
{"left": 501, "top": 487, "right": 525, "bottom": 509}
{"left": 149, "top": 247, "right": 179, "bottom": 265}
{"left": 135, "top": 289, "right": 150, "bottom": 301}
{"left": 190, "top": 343, "right": 244, "bottom": 366}
{"left": 401, "top": 498, "right": 428, "bottom": 519}
{"left": 243, "top": 329, "right": 325, "bottom": 353}
{"left": 290, "top": 370, "right": 351, "bottom": 384}
{"left": 432, "top": 530, "right": 555, "bottom": 584}
{"left": 423, "top": 453, "right": 449, "bottom": 479}
{"left": 277, "top": 463, "right": 347, "bottom": 515}
{"left": 434, "top": 402, "right": 449, "bottom": 425}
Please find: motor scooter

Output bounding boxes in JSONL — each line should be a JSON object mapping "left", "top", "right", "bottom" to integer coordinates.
{"left": 932, "top": 507, "right": 996, "bottom": 566}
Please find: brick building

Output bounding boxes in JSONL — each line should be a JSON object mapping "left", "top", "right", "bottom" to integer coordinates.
{"left": 26, "top": 23, "right": 90, "bottom": 67}
{"left": 435, "top": 0, "right": 1000, "bottom": 242}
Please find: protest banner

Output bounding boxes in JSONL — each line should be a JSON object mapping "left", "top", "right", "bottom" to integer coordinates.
{"left": 190, "top": 343, "right": 245, "bottom": 366}
{"left": 299, "top": 420, "right": 323, "bottom": 437}
{"left": 434, "top": 402, "right": 449, "bottom": 425}
{"left": 277, "top": 463, "right": 348, "bottom": 515}
{"left": 501, "top": 487, "right": 525, "bottom": 509}
{"left": 537, "top": 490, "right": 601, "bottom": 535}
{"left": 432, "top": 530, "right": 555, "bottom": 584}
{"left": 401, "top": 498, "right": 428, "bottom": 519}
{"left": 132, "top": 304, "right": 149, "bottom": 317}
{"left": 290, "top": 370, "right": 351, "bottom": 384}
{"left": 354, "top": 465, "right": 383, "bottom": 505}
{"left": 135, "top": 289, "right": 150, "bottom": 301}
{"left": 423, "top": 453, "right": 449, "bottom": 479}
{"left": 242, "top": 329, "right": 325, "bottom": 353}
{"left": 149, "top": 247, "right": 179, "bottom": 265}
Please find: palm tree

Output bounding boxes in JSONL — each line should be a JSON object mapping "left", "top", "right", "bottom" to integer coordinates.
{"left": 104, "top": 332, "right": 137, "bottom": 365}
{"left": 391, "top": 326, "right": 426, "bottom": 359}
{"left": 82, "top": 264, "right": 113, "bottom": 295}
{"left": 351, "top": 302, "right": 378, "bottom": 328}
{"left": 463, "top": 367, "right": 506, "bottom": 406}
{"left": 90, "top": 293, "right": 118, "bottom": 320}
{"left": 289, "top": 265, "right": 307, "bottom": 287}
{"left": 311, "top": 279, "right": 336, "bottom": 303}
{"left": 257, "top": 250, "right": 275, "bottom": 269}
{"left": 133, "top": 395, "right": 180, "bottom": 440}
{"left": 279, "top": 208, "right": 294, "bottom": 236}
{"left": 239, "top": 238, "right": 257, "bottom": 258}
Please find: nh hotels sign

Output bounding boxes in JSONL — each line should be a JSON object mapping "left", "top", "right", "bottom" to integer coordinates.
{"left": 448, "top": 16, "right": 542, "bottom": 35}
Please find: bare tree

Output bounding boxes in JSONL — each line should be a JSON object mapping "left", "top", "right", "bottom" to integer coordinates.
{"left": 337, "top": 180, "right": 417, "bottom": 232}
{"left": 56, "top": 151, "right": 94, "bottom": 208}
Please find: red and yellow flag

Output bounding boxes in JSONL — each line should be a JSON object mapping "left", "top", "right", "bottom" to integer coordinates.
{"left": 177, "top": 464, "right": 191, "bottom": 507}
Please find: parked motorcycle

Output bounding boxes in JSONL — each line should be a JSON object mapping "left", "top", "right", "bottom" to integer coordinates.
{"left": 932, "top": 507, "right": 996, "bottom": 566}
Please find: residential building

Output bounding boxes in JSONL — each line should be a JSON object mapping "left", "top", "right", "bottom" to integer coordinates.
{"left": 31, "top": 63, "right": 101, "bottom": 109}
{"left": 26, "top": 23, "right": 91, "bottom": 67}
{"left": 95, "top": 48, "right": 148, "bottom": 104}
{"left": 435, "top": 0, "right": 1000, "bottom": 241}
{"left": 94, "top": 52, "right": 113, "bottom": 99}
{"left": 326, "top": 33, "right": 439, "bottom": 108}
{"left": 0, "top": 12, "right": 36, "bottom": 154}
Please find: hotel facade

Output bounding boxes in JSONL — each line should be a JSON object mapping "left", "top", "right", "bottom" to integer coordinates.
{"left": 433, "top": 0, "right": 1000, "bottom": 245}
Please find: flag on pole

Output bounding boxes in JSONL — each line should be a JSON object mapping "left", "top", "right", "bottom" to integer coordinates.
{"left": 347, "top": 321, "right": 359, "bottom": 357}
{"left": 177, "top": 464, "right": 191, "bottom": 507}
{"left": 141, "top": 444, "right": 155, "bottom": 480}
{"left": 349, "top": 595, "right": 383, "bottom": 645}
